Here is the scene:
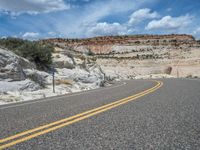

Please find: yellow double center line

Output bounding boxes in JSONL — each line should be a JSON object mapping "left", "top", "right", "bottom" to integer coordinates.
{"left": 0, "top": 80, "right": 163, "bottom": 149}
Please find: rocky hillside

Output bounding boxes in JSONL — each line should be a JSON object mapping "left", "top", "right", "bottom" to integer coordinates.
{"left": 1, "top": 34, "right": 199, "bottom": 103}
{"left": 41, "top": 34, "right": 197, "bottom": 54}
{"left": 41, "top": 34, "right": 200, "bottom": 79}
{"left": 0, "top": 47, "right": 105, "bottom": 103}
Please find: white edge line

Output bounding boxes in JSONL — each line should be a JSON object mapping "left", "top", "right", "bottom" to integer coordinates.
{"left": 0, "top": 82, "right": 127, "bottom": 110}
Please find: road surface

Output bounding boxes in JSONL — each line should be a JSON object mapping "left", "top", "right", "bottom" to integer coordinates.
{"left": 0, "top": 79, "right": 200, "bottom": 149}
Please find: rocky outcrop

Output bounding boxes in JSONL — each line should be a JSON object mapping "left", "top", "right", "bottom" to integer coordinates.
{"left": 53, "top": 47, "right": 105, "bottom": 86}
{"left": 0, "top": 47, "right": 106, "bottom": 103}
{"left": 41, "top": 34, "right": 197, "bottom": 54}
{"left": 1, "top": 34, "right": 199, "bottom": 104}
{"left": 53, "top": 48, "right": 75, "bottom": 69}
{"left": 41, "top": 34, "right": 200, "bottom": 79}
{"left": 0, "top": 48, "right": 35, "bottom": 81}
{"left": 0, "top": 48, "right": 43, "bottom": 95}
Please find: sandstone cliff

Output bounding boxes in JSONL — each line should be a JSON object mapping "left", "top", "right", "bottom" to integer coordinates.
{"left": 41, "top": 34, "right": 200, "bottom": 79}
{"left": 41, "top": 34, "right": 196, "bottom": 54}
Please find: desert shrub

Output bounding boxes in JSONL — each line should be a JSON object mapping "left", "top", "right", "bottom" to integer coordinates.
{"left": 186, "top": 74, "right": 192, "bottom": 78}
{"left": 87, "top": 49, "right": 95, "bottom": 56}
{"left": 164, "top": 66, "right": 172, "bottom": 75}
{"left": 90, "top": 56, "right": 97, "bottom": 61}
{"left": 77, "top": 55, "right": 86, "bottom": 60}
{"left": 17, "top": 42, "right": 53, "bottom": 70}
{"left": 134, "top": 41, "right": 140, "bottom": 44}
{"left": 0, "top": 37, "right": 25, "bottom": 51}
{"left": 27, "top": 73, "right": 46, "bottom": 88}
{"left": 0, "top": 37, "right": 53, "bottom": 70}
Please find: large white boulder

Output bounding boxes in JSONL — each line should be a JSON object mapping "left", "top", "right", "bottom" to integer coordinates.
{"left": 0, "top": 48, "right": 35, "bottom": 81}
{"left": 0, "top": 79, "right": 40, "bottom": 93}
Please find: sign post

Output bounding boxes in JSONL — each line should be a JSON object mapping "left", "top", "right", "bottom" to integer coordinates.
{"left": 52, "top": 66, "right": 55, "bottom": 93}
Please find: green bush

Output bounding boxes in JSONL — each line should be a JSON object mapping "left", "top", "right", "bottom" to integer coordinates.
{"left": 0, "top": 37, "right": 53, "bottom": 70}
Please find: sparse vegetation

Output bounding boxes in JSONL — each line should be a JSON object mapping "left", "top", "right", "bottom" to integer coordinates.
{"left": 134, "top": 41, "right": 141, "bottom": 44}
{"left": 87, "top": 49, "right": 95, "bottom": 56}
{"left": 164, "top": 66, "right": 172, "bottom": 75}
{"left": 0, "top": 37, "right": 54, "bottom": 70}
{"left": 56, "top": 79, "right": 73, "bottom": 85}
{"left": 27, "top": 73, "right": 46, "bottom": 88}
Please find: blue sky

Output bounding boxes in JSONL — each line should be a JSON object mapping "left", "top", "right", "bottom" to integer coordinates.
{"left": 0, "top": 0, "right": 200, "bottom": 39}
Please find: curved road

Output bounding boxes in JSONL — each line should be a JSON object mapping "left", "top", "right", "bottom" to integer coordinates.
{"left": 0, "top": 79, "right": 200, "bottom": 149}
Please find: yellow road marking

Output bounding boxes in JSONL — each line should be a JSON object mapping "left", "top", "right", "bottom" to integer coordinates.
{"left": 0, "top": 81, "right": 161, "bottom": 144}
{"left": 0, "top": 80, "right": 163, "bottom": 149}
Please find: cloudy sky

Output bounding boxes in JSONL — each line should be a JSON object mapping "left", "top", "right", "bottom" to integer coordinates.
{"left": 0, "top": 0, "right": 200, "bottom": 39}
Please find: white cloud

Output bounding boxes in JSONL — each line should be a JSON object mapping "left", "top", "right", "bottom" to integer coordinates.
{"left": 54, "top": 0, "right": 156, "bottom": 38}
{"left": 0, "top": 36, "right": 7, "bottom": 39}
{"left": 193, "top": 27, "right": 200, "bottom": 34}
{"left": 87, "top": 22, "right": 128, "bottom": 37}
{"left": 83, "top": 0, "right": 143, "bottom": 25}
{"left": 22, "top": 32, "right": 39, "bottom": 39}
{"left": 193, "top": 27, "right": 200, "bottom": 39}
{"left": 146, "top": 15, "right": 193, "bottom": 30}
{"left": 0, "top": 0, "right": 69, "bottom": 15}
{"left": 128, "top": 8, "right": 159, "bottom": 25}
{"left": 48, "top": 31, "right": 57, "bottom": 35}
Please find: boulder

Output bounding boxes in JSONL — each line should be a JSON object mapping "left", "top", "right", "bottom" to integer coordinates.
{"left": 0, "top": 48, "right": 35, "bottom": 81}
{"left": 0, "top": 79, "right": 40, "bottom": 94}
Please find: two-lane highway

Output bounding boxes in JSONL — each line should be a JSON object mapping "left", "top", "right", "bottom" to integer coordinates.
{"left": 0, "top": 79, "right": 200, "bottom": 149}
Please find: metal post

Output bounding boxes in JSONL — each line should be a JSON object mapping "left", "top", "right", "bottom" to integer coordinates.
{"left": 52, "top": 71, "right": 55, "bottom": 93}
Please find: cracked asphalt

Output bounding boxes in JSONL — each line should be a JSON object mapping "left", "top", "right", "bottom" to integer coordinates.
{"left": 0, "top": 79, "right": 200, "bottom": 149}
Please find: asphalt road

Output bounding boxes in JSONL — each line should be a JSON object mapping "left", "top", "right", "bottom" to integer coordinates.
{"left": 0, "top": 79, "right": 200, "bottom": 149}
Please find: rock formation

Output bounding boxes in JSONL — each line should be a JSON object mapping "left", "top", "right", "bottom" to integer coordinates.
{"left": 41, "top": 34, "right": 200, "bottom": 79}
{"left": 1, "top": 34, "right": 200, "bottom": 103}
{"left": 0, "top": 47, "right": 105, "bottom": 103}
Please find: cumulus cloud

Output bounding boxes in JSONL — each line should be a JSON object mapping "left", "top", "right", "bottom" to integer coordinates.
{"left": 193, "top": 27, "right": 200, "bottom": 39}
{"left": 128, "top": 8, "right": 159, "bottom": 25}
{"left": 193, "top": 27, "right": 200, "bottom": 34}
{"left": 86, "top": 22, "right": 128, "bottom": 37}
{"left": 146, "top": 15, "right": 193, "bottom": 30}
{"left": 84, "top": 7, "right": 160, "bottom": 37}
{"left": 54, "top": 0, "right": 155, "bottom": 38}
{"left": 22, "top": 32, "right": 39, "bottom": 39}
{"left": 0, "top": 0, "right": 69, "bottom": 15}
{"left": 48, "top": 31, "right": 57, "bottom": 35}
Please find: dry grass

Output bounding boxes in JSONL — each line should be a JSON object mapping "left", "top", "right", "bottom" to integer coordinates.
{"left": 53, "top": 47, "right": 63, "bottom": 53}
{"left": 55, "top": 54, "right": 60, "bottom": 58}
{"left": 55, "top": 79, "right": 73, "bottom": 85}
{"left": 77, "top": 55, "right": 86, "bottom": 60}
